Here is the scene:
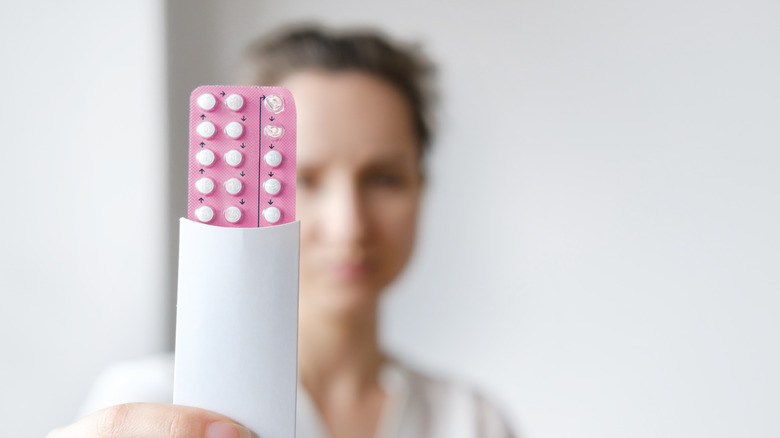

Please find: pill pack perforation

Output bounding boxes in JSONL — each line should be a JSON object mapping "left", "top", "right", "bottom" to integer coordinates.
{"left": 188, "top": 86, "right": 296, "bottom": 227}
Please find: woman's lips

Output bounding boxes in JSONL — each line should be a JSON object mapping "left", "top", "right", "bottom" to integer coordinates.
{"left": 328, "top": 260, "right": 372, "bottom": 282}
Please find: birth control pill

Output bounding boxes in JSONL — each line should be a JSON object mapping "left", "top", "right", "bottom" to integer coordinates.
{"left": 197, "top": 121, "right": 216, "bottom": 138}
{"left": 225, "top": 94, "right": 244, "bottom": 111}
{"left": 264, "top": 94, "right": 284, "bottom": 113}
{"left": 195, "top": 149, "right": 216, "bottom": 166}
{"left": 224, "top": 178, "right": 242, "bottom": 195}
{"left": 224, "top": 206, "right": 242, "bottom": 223}
{"left": 224, "top": 149, "right": 242, "bottom": 167}
{"left": 263, "top": 178, "right": 281, "bottom": 195}
{"left": 194, "top": 206, "right": 214, "bottom": 223}
{"left": 225, "top": 122, "right": 243, "bottom": 139}
{"left": 195, "top": 177, "right": 215, "bottom": 194}
{"left": 264, "top": 150, "right": 282, "bottom": 167}
{"left": 264, "top": 125, "right": 284, "bottom": 139}
{"left": 197, "top": 93, "right": 216, "bottom": 111}
{"left": 263, "top": 206, "right": 281, "bottom": 223}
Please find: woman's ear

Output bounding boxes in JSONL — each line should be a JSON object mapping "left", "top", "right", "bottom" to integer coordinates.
{"left": 417, "top": 155, "right": 427, "bottom": 186}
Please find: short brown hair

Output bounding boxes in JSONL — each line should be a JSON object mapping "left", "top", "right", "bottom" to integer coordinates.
{"left": 239, "top": 25, "right": 436, "bottom": 156}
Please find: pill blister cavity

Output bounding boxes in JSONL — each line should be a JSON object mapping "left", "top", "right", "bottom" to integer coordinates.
{"left": 264, "top": 125, "right": 284, "bottom": 139}
{"left": 224, "top": 178, "right": 242, "bottom": 195}
{"left": 195, "top": 206, "right": 214, "bottom": 223}
{"left": 263, "top": 178, "right": 281, "bottom": 195}
{"left": 224, "top": 149, "right": 243, "bottom": 167}
{"left": 197, "top": 121, "right": 216, "bottom": 139}
{"left": 264, "top": 94, "right": 284, "bottom": 113}
{"left": 225, "top": 94, "right": 244, "bottom": 111}
{"left": 224, "top": 206, "right": 242, "bottom": 223}
{"left": 195, "top": 177, "right": 215, "bottom": 194}
{"left": 264, "top": 150, "right": 282, "bottom": 167}
{"left": 197, "top": 93, "right": 216, "bottom": 111}
{"left": 195, "top": 149, "right": 216, "bottom": 166}
{"left": 225, "top": 122, "right": 243, "bottom": 139}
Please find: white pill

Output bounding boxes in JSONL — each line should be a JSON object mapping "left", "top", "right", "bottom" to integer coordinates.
{"left": 194, "top": 206, "right": 214, "bottom": 223}
{"left": 264, "top": 150, "right": 282, "bottom": 167}
{"left": 263, "top": 206, "right": 281, "bottom": 223}
{"left": 195, "top": 177, "right": 215, "bottom": 194}
{"left": 263, "top": 178, "right": 281, "bottom": 195}
{"left": 264, "top": 125, "right": 284, "bottom": 139}
{"left": 197, "top": 93, "right": 216, "bottom": 111}
{"left": 224, "top": 206, "right": 242, "bottom": 223}
{"left": 197, "top": 121, "right": 216, "bottom": 138}
{"left": 224, "top": 178, "right": 242, "bottom": 195}
{"left": 225, "top": 122, "right": 243, "bottom": 139}
{"left": 224, "top": 149, "right": 243, "bottom": 167}
{"left": 225, "top": 94, "right": 244, "bottom": 111}
{"left": 195, "top": 149, "right": 216, "bottom": 166}
{"left": 264, "top": 94, "right": 284, "bottom": 113}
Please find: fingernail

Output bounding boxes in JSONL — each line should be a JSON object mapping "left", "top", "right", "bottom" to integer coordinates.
{"left": 206, "top": 421, "right": 253, "bottom": 438}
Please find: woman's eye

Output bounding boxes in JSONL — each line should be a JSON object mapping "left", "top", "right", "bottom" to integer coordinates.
{"left": 367, "top": 173, "right": 403, "bottom": 187}
{"left": 297, "top": 175, "right": 315, "bottom": 189}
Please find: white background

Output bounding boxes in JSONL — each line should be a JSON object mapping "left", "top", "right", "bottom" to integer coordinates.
{"left": 2, "top": 1, "right": 779, "bottom": 437}
{"left": 0, "top": 1, "right": 169, "bottom": 437}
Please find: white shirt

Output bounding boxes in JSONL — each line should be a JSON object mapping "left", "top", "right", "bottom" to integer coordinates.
{"left": 80, "top": 353, "right": 515, "bottom": 438}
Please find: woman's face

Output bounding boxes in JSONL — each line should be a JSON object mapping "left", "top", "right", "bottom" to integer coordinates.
{"left": 283, "top": 70, "right": 423, "bottom": 318}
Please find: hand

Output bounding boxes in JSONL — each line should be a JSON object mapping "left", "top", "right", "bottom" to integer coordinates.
{"left": 47, "top": 403, "right": 253, "bottom": 438}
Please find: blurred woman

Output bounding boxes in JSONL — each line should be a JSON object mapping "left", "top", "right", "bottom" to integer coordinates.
{"left": 49, "top": 26, "right": 514, "bottom": 438}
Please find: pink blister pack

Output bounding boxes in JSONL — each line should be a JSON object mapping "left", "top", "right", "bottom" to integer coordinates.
{"left": 188, "top": 86, "right": 296, "bottom": 227}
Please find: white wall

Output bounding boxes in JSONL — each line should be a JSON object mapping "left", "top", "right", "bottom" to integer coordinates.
{"left": 169, "top": 1, "right": 780, "bottom": 437}
{"left": 0, "top": 1, "right": 169, "bottom": 436}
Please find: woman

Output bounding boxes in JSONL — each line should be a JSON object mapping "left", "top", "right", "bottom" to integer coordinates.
{"left": 49, "top": 26, "right": 514, "bottom": 438}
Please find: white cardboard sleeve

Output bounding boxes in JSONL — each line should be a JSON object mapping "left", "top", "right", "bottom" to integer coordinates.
{"left": 173, "top": 218, "right": 300, "bottom": 438}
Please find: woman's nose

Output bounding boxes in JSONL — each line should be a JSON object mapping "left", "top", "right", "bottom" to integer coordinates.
{"left": 322, "top": 180, "right": 368, "bottom": 244}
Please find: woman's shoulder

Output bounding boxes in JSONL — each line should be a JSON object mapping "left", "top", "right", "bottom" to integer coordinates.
{"left": 383, "top": 359, "right": 516, "bottom": 438}
{"left": 78, "top": 351, "right": 175, "bottom": 417}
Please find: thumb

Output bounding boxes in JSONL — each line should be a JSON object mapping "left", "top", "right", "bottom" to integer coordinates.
{"left": 47, "top": 403, "right": 253, "bottom": 438}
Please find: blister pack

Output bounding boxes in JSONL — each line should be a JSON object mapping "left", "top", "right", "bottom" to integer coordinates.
{"left": 188, "top": 86, "right": 296, "bottom": 227}
{"left": 175, "top": 86, "right": 300, "bottom": 438}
